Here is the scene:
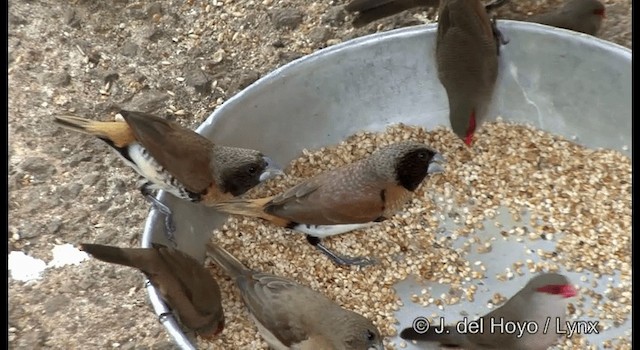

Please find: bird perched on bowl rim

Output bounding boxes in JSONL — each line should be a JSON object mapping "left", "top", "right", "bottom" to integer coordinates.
{"left": 211, "top": 141, "right": 445, "bottom": 266}
{"left": 206, "top": 242, "right": 384, "bottom": 350}
{"left": 400, "top": 272, "right": 578, "bottom": 349}
{"left": 435, "top": 0, "right": 509, "bottom": 146}
{"left": 80, "top": 243, "right": 225, "bottom": 340}
{"left": 54, "top": 110, "right": 283, "bottom": 242}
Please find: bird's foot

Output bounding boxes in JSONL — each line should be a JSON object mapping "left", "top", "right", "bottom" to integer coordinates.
{"left": 492, "top": 16, "right": 510, "bottom": 46}
{"left": 140, "top": 184, "right": 177, "bottom": 246}
{"left": 158, "top": 312, "right": 174, "bottom": 324}
{"left": 307, "top": 236, "right": 376, "bottom": 267}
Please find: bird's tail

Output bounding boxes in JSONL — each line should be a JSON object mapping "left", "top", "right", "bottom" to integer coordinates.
{"left": 211, "top": 196, "right": 290, "bottom": 227}
{"left": 205, "top": 242, "right": 249, "bottom": 279}
{"left": 54, "top": 115, "right": 135, "bottom": 148}
{"left": 347, "top": 0, "right": 437, "bottom": 27}
{"left": 400, "top": 325, "right": 467, "bottom": 346}
{"left": 80, "top": 243, "right": 145, "bottom": 270}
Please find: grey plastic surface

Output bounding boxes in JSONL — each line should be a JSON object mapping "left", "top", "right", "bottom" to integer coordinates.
{"left": 141, "top": 21, "right": 631, "bottom": 349}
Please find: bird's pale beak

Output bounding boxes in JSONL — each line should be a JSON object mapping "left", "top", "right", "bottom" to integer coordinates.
{"left": 259, "top": 156, "right": 285, "bottom": 181}
{"left": 427, "top": 153, "right": 446, "bottom": 174}
{"left": 368, "top": 344, "right": 384, "bottom": 350}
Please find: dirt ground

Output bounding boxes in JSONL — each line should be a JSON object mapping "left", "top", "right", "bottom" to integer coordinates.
{"left": 8, "top": 0, "right": 631, "bottom": 349}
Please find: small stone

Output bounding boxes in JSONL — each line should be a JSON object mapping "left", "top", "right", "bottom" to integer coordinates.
{"left": 124, "top": 90, "right": 169, "bottom": 113}
{"left": 212, "top": 49, "right": 225, "bottom": 64}
{"left": 143, "top": 26, "right": 163, "bottom": 42}
{"left": 46, "top": 218, "right": 62, "bottom": 235}
{"left": 19, "top": 157, "right": 56, "bottom": 180}
{"left": 63, "top": 8, "right": 81, "bottom": 28}
{"left": 270, "top": 7, "right": 303, "bottom": 29}
{"left": 229, "top": 70, "right": 260, "bottom": 93}
{"left": 58, "top": 183, "right": 83, "bottom": 201}
{"left": 321, "top": 6, "right": 346, "bottom": 25}
{"left": 308, "top": 27, "right": 333, "bottom": 46}
{"left": 146, "top": 2, "right": 162, "bottom": 18}
{"left": 19, "top": 222, "right": 41, "bottom": 239}
{"left": 82, "top": 173, "right": 100, "bottom": 186}
{"left": 44, "top": 295, "right": 71, "bottom": 315}
{"left": 184, "top": 66, "right": 211, "bottom": 94}
{"left": 121, "top": 42, "right": 139, "bottom": 57}
{"left": 51, "top": 72, "right": 71, "bottom": 87}
{"left": 103, "top": 72, "right": 120, "bottom": 84}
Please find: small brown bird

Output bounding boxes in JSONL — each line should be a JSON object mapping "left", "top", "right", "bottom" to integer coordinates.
{"left": 400, "top": 273, "right": 578, "bottom": 349}
{"left": 344, "top": 0, "right": 509, "bottom": 27}
{"left": 206, "top": 242, "right": 384, "bottom": 350}
{"left": 436, "top": 0, "right": 507, "bottom": 146}
{"left": 212, "top": 141, "right": 445, "bottom": 266}
{"left": 527, "top": 0, "right": 606, "bottom": 36}
{"left": 80, "top": 243, "right": 225, "bottom": 340}
{"left": 55, "top": 111, "right": 283, "bottom": 240}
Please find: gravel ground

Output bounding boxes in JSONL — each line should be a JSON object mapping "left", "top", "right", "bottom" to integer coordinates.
{"left": 8, "top": 0, "right": 631, "bottom": 349}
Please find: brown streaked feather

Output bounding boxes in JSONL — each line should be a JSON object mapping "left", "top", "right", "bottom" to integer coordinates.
{"left": 120, "top": 110, "right": 216, "bottom": 194}
{"left": 264, "top": 162, "right": 387, "bottom": 225}
{"left": 212, "top": 196, "right": 292, "bottom": 227}
{"left": 81, "top": 243, "right": 224, "bottom": 338}
{"left": 54, "top": 115, "right": 136, "bottom": 148}
{"left": 152, "top": 244, "right": 222, "bottom": 317}
{"left": 200, "top": 182, "right": 235, "bottom": 204}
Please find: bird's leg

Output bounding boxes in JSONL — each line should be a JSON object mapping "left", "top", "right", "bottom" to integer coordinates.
{"left": 139, "top": 182, "right": 177, "bottom": 245}
{"left": 306, "top": 235, "right": 376, "bottom": 267}
{"left": 491, "top": 16, "right": 510, "bottom": 48}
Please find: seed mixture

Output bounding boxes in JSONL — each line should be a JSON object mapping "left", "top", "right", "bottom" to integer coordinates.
{"left": 200, "top": 121, "right": 631, "bottom": 349}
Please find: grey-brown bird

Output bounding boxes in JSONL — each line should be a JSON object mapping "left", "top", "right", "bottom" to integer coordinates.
{"left": 436, "top": 0, "right": 507, "bottom": 146}
{"left": 80, "top": 243, "right": 225, "bottom": 340}
{"left": 55, "top": 111, "right": 283, "bottom": 241}
{"left": 206, "top": 242, "right": 384, "bottom": 350}
{"left": 211, "top": 141, "right": 445, "bottom": 266}
{"left": 527, "top": 0, "right": 605, "bottom": 36}
{"left": 400, "top": 273, "right": 578, "bottom": 349}
{"left": 345, "top": 0, "right": 509, "bottom": 28}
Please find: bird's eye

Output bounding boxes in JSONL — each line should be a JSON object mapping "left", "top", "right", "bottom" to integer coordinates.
{"left": 365, "top": 329, "right": 375, "bottom": 341}
{"left": 418, "top": 151, "right": 427, "bottom": 159}
{"left": 248, "top": 166, "right": 257, "bottom": 174}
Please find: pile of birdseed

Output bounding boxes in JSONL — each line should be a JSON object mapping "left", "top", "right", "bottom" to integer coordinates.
{"left": 200, "top": 121, "right": 631, "bottom": 349}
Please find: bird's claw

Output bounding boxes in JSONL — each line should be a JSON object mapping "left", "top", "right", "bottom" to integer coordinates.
{"left": 158, "top": 312, "right": 173, "bottom": 323}
{"left": 314, "top": 242, "right": 377, "bottom": 267}
{"left": 141, "top": 185, "right": 178, "bottom": 247}
{"left": 491, "top": 16, "right": 509, "bottom": 56}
